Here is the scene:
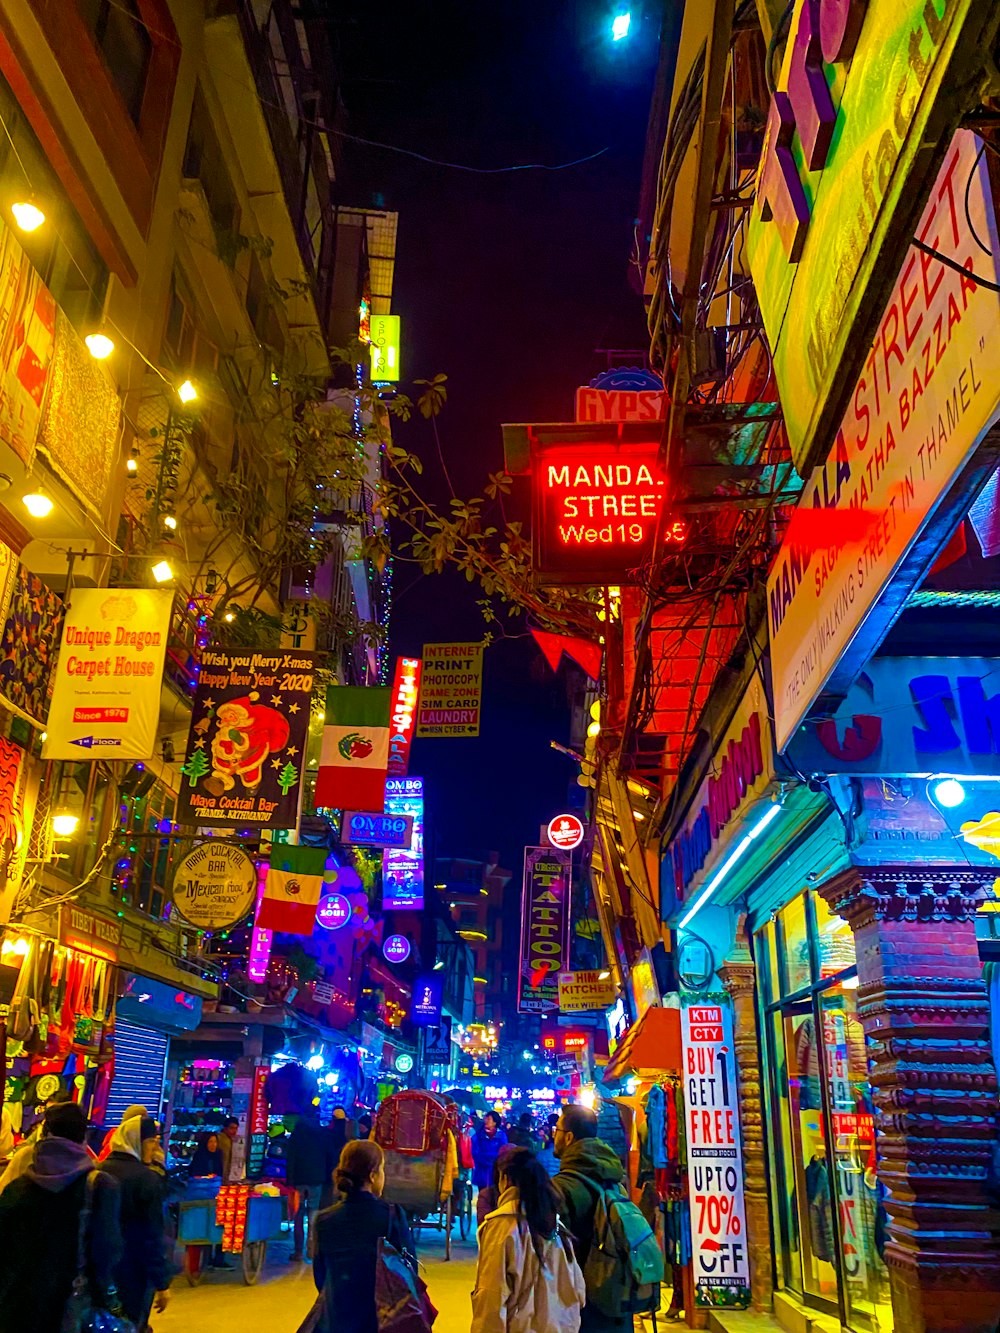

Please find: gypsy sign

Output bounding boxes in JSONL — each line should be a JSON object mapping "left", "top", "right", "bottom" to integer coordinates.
{"left": 177, "top": 650, "right": 316, "bottom": 829}
{"left": 517, "top": 845, "right": 572, "bottom": 1014}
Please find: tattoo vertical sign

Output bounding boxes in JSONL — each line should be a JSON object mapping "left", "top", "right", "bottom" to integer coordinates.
{"left": 517, "top": 845, "right": 571, "bottom": 1013}
{"left": 177, "top": 650, "right": 316, "bottom": 829}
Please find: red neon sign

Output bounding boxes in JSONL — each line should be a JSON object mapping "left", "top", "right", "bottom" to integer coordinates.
{"left": 532, "top": 441, "right": 686, "bottom": 584}
{"left": 387, "top": 656, "right": 421, "bottom": 777}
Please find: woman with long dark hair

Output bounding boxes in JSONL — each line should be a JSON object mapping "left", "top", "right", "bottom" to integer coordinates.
{"left": 311, "top": 1139, "right": 414, "bottom": 1333}
{"left": 472, "top": 1146, "right": 585, "bottom": 1333}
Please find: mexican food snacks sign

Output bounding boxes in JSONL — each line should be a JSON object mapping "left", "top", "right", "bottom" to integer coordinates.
{"left": 177, "top": 650, "right": 316, "bottom": 829}
{"left": 44, "top": 588, "right": 173, "bottom": 760}
{"left": 681, "top": 997, "right": 750, "bottom": 1309}
{"left": 767, "top": 131, "right": 1000, "bottom": 750}
{"left": 532, "top": 440, "right": 685, "bottom": 584}
{"left": 517, "top": 846, "right": 571, "bottom": 1014}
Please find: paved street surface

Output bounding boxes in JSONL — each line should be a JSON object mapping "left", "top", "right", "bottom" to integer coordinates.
{"left": 154, "top": 1230, "right": 480, "bottom": 1333}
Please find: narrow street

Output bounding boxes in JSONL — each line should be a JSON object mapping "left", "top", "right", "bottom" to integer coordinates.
{"left": 156, "top": 1233, "right": 481, "bottom": 1333}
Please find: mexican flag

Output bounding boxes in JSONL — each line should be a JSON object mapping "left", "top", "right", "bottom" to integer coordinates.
{"left": 315, "top": 686, "right": 391, "bottom": 811}
{"left": 257, "top": 845, "right": 327, "bottom": 934}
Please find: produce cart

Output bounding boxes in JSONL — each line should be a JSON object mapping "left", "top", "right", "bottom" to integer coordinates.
{"left": 374, "top": 1090, "right": 463, "bottom": 1260}
{"left": 177, "top": 1179, "right": 285, "bottom": 1285}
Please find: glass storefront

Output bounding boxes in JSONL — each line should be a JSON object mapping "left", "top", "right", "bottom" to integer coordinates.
{"left": 758, "top": 891, "right": 892, "bottom": 1332}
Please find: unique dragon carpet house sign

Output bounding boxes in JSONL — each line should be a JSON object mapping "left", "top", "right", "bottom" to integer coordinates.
{"left": 177, "top": 649, "right": 316, "bottom": 829}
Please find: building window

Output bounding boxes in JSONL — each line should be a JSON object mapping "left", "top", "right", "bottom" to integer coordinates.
{"left": 183, "top": 86, "right": 241, "bottom": 238}
{"left": 77, "top": 0, "right": 152, "bottom": 125}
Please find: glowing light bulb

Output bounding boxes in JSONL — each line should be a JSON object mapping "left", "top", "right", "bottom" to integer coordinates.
{"left": 51, "top": 812, "right": 79, "bottom": 837}
{"left": 178, "top": 379, "right": 197, "bottom": 404}
{"left": 611, "top": 11, "right": 631, "bottom": 40}
{"left": 85, "top": 333, "right": 115, "bottom": 359}
{"left": 932, "top": 777, "right": 966, "bottom": 808}
{"left": 162, "top": 514, "right": 177, "bottom": 531}
{"left": 151, "top": 559, "right": 174, "bottom": 583}
{"left": 12, "top": 200, "right": 44, "bottom": 232}
{"left": 126, "top": 456, "right": 138, "bottom": 474}
{"left": 22, "top": 491, "right": 53, "bottom": 518}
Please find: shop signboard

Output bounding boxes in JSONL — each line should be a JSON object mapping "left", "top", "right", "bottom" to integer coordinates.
{"left": 59, "top": 904, "right": 121, "bottom": 958}
{"left": 767, "top": 130, "right": 1000, "bottom": 751}
{"left": 747, "top": 1, "right": 996, "bottom": 477}
{"left": 630, "top": 948, "right": 660, "bottom": 1020}
{"left": 383, "top": 934, "right": 411, "bottom": 964}
{"left": 787, "top": 656, "right": 1000, "bottom": 775}
{"left": 44, "top": 588, "right": 174, "bottom": 760}
{"left": 558, "top": 969, "right": 616, "bottom": 1013}
{"left": 370, "top": 313, "right": 401, "bottom": 382}
{"left": 574, "top": 368, "right": 668, "bottom": 424}
{"left": 387, "top": 656, "right": 421, "bottom": 775}
{"left": 546, "top": 813, "right": 584, "bottom": 851}
{"left": 416, "top": 642, "right": 483, "bottom": 738}
{"left": 424, "top": 1017, "right": 453, "bottom": 1064}
{"left": 517, "top": 845, "right": 572, "bottom": 1014}
{"left": 176, "top": 650, "right": 316, "bottom": 829}
{"left": 118, "top": 973, "right": 202, "bottom": 1031}
{"left": 681, "top": 997, "right": 751, "bottom": 1308}
{"left": 411, "top": 973, "right": 443, "bottom": 1027}
{"left": 668, "top": 679, "right": 773, "bottom": 911}
{"left": 382, "top": 777, "right": 425, "bottom": 911}
{"left": 170, "top": 842, "right": 257, "bottom": 930}
{"left": 0, "top": 564, "right": 62, "bottom": 725}
{"left": 342, "top": 810, "right": 414, "bottom": 849}
{"left": 312, "top": 980, "right": 334, "bottom": 1006}
{"left": 246, "top": 1063, "right": 270, "bottom": 1179}
{"left": 315, "top": 893, "right": 351, "bottom": 930}
{"left": 531, "top": 438, "right": 685, "bottom": 585}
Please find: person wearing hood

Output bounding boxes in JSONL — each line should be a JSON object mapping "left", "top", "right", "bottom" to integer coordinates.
{"left": 553, "top": 1105, "right": 632, "bottom": 1332}
{"left": 101, "top": 1115, "right": 172, "bottom": 1325}
{"left": 0, "top": 1101, "right": 120, "bottom": 1333}
{"left": 97, "top": 1104, "right": 149, "bottom": 1162}
{"left": 0, "top": 1087, "right": 81, "bottom": 1195}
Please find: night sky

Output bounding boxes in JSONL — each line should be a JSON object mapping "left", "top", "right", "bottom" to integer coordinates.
{"left": 335, "top": 2, "right": 657, "bottom": 871}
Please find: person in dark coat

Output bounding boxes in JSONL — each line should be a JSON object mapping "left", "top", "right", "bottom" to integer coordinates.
{"left": 472, "top": 1110, "right": 508, "bottom": 1191}
{"left": 313, "top": 1139, "right": 414, "bottom": 1333}
{"left": 101, "top": 1115, "right": 172, "bottom": 1325}
{"left": 507, "top": 1111, "right": 539, "bottom": 1152}
{"left": 188, "top": 1131, "right": 224, "bottom": 1177}
{"left": 553, "top": 1104, "right": 632, "bottom": 1332}
{"left": 475, "top": 1142, "right": 520, "bottom": 1229}
{"left": 0, "top": 1101, "right": 121, "bottom": 1333}
{"left": 286, "top": 1109, "right": 338, "bottom": 1260}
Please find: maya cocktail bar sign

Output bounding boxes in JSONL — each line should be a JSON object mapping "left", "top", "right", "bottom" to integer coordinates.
{"left": 746, "top": 0, "right": 998, "bottom": 477}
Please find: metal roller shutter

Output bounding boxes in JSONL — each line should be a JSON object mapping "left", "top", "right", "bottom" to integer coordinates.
{"left": 106, "top": 1018, "right": 169, "bottom": 1124}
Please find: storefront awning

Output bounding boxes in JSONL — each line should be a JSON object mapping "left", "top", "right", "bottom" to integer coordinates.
{"left": 602, "top": 1005, "right": 682, "bottom": 1084}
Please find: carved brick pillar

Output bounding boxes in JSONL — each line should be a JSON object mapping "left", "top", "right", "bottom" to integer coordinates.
{"left": 719, "top": 924, "right": 772, "bottom": 1314}
{"left": 820, "top": 865, "right": 1000, "bottom": 1333}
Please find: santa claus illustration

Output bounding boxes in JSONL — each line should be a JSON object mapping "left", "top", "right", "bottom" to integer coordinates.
{"left": 205, "top": 694, "right": 290, "bottom": 795}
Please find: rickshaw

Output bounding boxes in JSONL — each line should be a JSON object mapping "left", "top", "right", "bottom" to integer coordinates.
{"left": 374, "top": 1090, "right": 468, "bottom": 1260}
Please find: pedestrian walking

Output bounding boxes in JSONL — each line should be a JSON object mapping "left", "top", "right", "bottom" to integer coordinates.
{"left": 100, "top": 1114, "right": 173, "bottom": 1326}
{"left": 472, "top": 1145, "right": 585, "bottom": 1333}
{"left": 0, "top": 1087, "right": 79, "bottom": 1194}
{"left": 507, "top": 1111, "right": 540, "bottom": 1153}
{"left": 552, "top": 1105, "right": 646, "bottom": 1331}
{"left": 97, "top": 1104, "right": 149, "bottom": 1162}
{"left": 476, "top": 1142, "right": 520, "bottom": 1229}
{"left": 311, "top": 1139, "right": 415, "bottom": 1333}
{"left": 286, "top": 1107, "right": 338, "bottom": 1260}
{"left": 472, "top": 1110, "right": 508, "bottom": 1191}
{"left": 0, "top": 1102, "right": 120, "bottom": 1333}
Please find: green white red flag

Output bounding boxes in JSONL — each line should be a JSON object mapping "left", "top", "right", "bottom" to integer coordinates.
{"left": 315, "top": 686, "right": 391, "bottom": 811}
{"left": 257, "top": 844, "right": 327, "bottom": 934}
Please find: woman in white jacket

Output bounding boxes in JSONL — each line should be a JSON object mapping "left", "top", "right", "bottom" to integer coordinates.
{"left": 472, "top": 1146, "right": 586, "bottom": 1333}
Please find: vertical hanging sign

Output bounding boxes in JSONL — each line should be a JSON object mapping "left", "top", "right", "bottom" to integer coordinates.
{"left": 517, "top": 846, "right": 572, "bottom": 1013}
{"left": 387, "top": 656, "right": 421, "bottom": 776}
{"left": 680, "top": 996, "right": 751, "bottom": 1308}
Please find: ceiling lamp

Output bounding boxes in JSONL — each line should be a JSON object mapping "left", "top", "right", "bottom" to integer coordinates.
{"left": 11, "top": 199, "right": 44, "bottom": 232}
{"left": 51, "top": 811, "right": 79, "bottom": 837}
{"left": 22, "top": 490, "right": 53, "bottom": 518}
{"left": 85, "top": 333, "right": 115, "bottom": 359}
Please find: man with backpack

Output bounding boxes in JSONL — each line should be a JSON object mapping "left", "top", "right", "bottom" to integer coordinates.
{"left": 553, "top": 1104, "right": 663, "bottom": 1331}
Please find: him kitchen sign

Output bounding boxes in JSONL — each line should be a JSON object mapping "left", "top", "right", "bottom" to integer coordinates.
{"left": 767, "top": 131, "right": 1000, "bottom": 751}
{"left": 747, "top": 0, "right": 999, "bottom": 476}
{"left": 788, "top": 656, "right": 1000, "bottom": 774}
{"left": 342, "top": 810, "right": 414, "bottom": 849}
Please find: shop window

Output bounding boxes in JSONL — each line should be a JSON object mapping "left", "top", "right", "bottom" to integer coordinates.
{"left": 183, "top": 85, "right": 241, "bottom": 238}
{"left": 0, "top": 71, "right": 108, "bottom": 329}
{"left": 77, "top": 0, "right": 152, "bottom": 125}
{"left": 115, "top": 781, "right": 180, "bottom": 919}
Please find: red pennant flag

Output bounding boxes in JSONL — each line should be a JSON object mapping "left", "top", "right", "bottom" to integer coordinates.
{"left": 531, "top": 629, "right": 602, "bottom": 681}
